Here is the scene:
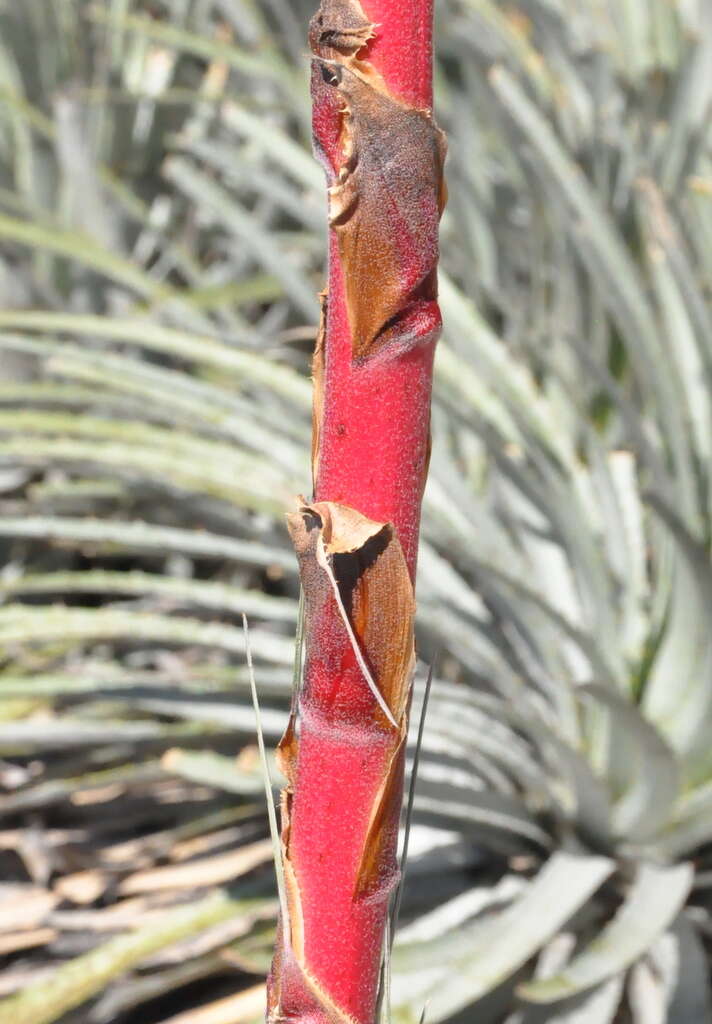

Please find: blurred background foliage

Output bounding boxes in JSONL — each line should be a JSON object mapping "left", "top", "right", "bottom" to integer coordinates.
{"left": 0, "top": 0, "right": 711, "bottom": 1021}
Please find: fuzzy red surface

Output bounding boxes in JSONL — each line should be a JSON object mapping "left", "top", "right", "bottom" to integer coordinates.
{"left": 362, "top": 0, "right": 434, "bottom": 109}
{"left": 315, "top": 241, "right": 437, "bottom": 580}
{"left": 270, "top": 2, "right": 437, "bottom": 1020}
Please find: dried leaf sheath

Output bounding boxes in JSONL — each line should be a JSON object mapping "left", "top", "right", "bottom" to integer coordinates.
{"left": 324, "top": 67, "right": 445, "bottom": 360}
{"left": 268, "top": 1, "right": 443, "bottom": 1022}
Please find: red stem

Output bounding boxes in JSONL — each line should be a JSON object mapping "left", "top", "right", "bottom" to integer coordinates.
{"left": 361, "top": 0, "right": 434, "bottom": 108}
{"left": 315, "top": 243, "right": 437, "bottom": 578}
{"left": 267, "top": 3, "right": 442, "bottom": 1022}
{"left": 315, "top": 0, "right": 437, "bottom": 578}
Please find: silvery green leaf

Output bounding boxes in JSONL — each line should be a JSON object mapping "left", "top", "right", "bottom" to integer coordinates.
{"left": 626, "top": 917, "right": 709, "bottom": 1024}
{"left": 508, "top": 977, "right": 623, "bottom": 1024}
{"left": 662, "top": 916, "right": 712, "bottom": 1023}
{"left": 519, "top": 862, "right": 693, "bottom": 1003}
{"left": 579, "top": 685, "right": 679, "bottom": 842}
{"left": 413, "top": 781, "right": 552, "bottom": 853}
{"left": 643, "top": 496, "right": 712, "bottom": 764}
{"left": 0, "top": 313, "right": 312, "bottom": 408}
{"left": 0, "top": 515, "right": 295, "bottom": 571}
{"left": 404, "top": 851, "right": 614, "bottom": 1020}
{"left": 657, "top": 782, "right": 712, "bottom": 860}
{"left": 0, "top": 570, "right": 298, "bottom": 622}
{"left": 606, "top": 451, "right": 648, "bottom": 667}
{"left": 0, "top": 605, "right": 295, "bottom": 664}
{"left": 0, "top": 890, "right": 265, "bottom": 1024}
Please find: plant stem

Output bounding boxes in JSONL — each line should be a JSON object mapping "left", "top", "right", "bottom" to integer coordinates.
{"left": 267, "top": 2, "right": 444, "bottom": 1021}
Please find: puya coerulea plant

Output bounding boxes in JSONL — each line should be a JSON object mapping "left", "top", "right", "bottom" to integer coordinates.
{"left": 266, "top": 2, "right": 446, "bottom": 1022}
